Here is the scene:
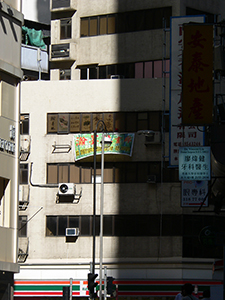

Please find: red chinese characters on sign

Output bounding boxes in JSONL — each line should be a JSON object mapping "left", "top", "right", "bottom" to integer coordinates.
{"left": 182, "top": 25, "right": 213, "bottom": 125}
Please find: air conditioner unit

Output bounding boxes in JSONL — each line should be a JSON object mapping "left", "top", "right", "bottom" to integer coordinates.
{"left": 145, "top": 131, "right": 161, "bottom": 145}
{"left": 19, "top": 185, "right": 30, "bottom": 205}
{"left": 110, "top": 75, "right": 121, "bottom": 79}
{"left": 66, "top": 227, "right": 79, "bottom": 237}
{"left": 20, "top": 135, "right": 31, "bottom": 152}
{"left": 147, "top": 175, "right": 156, "bottom": 183}
{"left": 19, "top": 186, "right": 23, "bottom": 202}
{"left": 58, "top": 183, "right": 75, "bottom": 195}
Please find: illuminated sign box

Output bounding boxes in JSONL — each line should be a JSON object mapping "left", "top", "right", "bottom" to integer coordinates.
{"left": 179, "top": 146, "right": 211, "bottom": 180}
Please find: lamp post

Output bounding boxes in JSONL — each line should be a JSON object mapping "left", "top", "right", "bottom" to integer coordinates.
{"left": 92, "top": 120, "right": 111, "bottom": 300}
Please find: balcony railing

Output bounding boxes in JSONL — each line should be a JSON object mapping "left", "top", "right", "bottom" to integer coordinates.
{"left": 50, "top": 43, "right": 76, "bottom": 61}
{"left": 21, "top": 44, "right": 48, "bottom": 74}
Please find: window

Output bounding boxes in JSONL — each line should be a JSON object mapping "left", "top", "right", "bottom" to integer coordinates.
{"left": 186, "top": 7, "right": 215, "bottom": 23}
{"left": 78, "top": 60, "right": 170, "bottom": 80}
{"left": 60, "top": 69, "right": 71, "bottom": 80}
{"left": 60, "top": 18, "right": 72, "bottom": 39}
{"left": 46, "top": 216, "right": 82, "bottom": 236}
{"left": 47, "top": 164, "right": 80, "bottom": 184}
{"left": 47, "top": 111, "right": 165, "bottom": 134}
{"left": 46, "top": 215, "right": 174, "bottom": 237}
{"left": 80, "top": 18, "right": 89, "bottom": 37}
{"left": 58, "top": 114, "right": 69, "bottom": 133}
{"left": 107, "top": 15, "right": 116, "bottom": 34}
{"left": 20, "top": 114, "right": 29, "bottom": 135}
{"left": 154, "top": 60, "right": 162, "bottom": 78}
{"left": 20, "top": 164, "right": 28, "bottom": 184}
{"left": 183, "top": 215, "right": 224, "bottom": 259}
{"left": 89, "top": 17, "right": 98, "bottom": 36}
{"left": 18, "top": 216, "right": 27, "bottom": 237}
{"left": 99, "top": 16, "right": 107, "bottom": 35}
{"left": 47, "top": 161, "right": 178, "bottom": 184}
{"left": 80, "top": 7, "right": 172, "bottom": 37}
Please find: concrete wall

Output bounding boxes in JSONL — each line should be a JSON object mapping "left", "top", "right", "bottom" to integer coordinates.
{"left": 20, "top": 79, "right": 179, "bottom": 264}
{"left": 4, "top": 0, "right": 21, "bottom": 11}
{"left": 22, "top": 0, "right": 50, "bottom": 24}
{"left": 0, "top": 2, "right": 23, "bottom": 79}
{"left": 0, "top": 0, "right": 22, "bottom": 275}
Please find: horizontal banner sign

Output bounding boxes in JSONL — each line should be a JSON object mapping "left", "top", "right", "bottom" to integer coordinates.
{"left": 74, "top": 133, "right": 135, "bottom": 161}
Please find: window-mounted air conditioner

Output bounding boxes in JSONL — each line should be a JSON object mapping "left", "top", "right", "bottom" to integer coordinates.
{"left": 110, "top": 75, "right": 123, "bottom": 79}
{"left": 58, "top": 183, "right": 75, "bottom": 195}
{"left": 20, "top": 135, "right": 31, "bottom": 152}
{"left": 65, "top": 227, "right": 79, "bottom": 237}
{"left": 145, "top": 131, "right": 161, "bottom": 145}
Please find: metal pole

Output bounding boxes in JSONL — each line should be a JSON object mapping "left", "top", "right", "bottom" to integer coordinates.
{"left": 99, "top": 131, "right": 105, "bottom": 300}
{"left": 223, "top": 245, "right": 225, "bottom": 300}
{"left": 104, "top": 266, "right": 107, "bottom": 300}
{"left": 92, "top": 129, "right": 97, "bottom": 275}
{"left": 69, "top": 278, "right": 73, "bottom": 300}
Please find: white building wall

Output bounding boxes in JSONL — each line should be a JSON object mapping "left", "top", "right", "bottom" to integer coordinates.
{"left": 22, "top": 0, "right": 50, "bottom": 24}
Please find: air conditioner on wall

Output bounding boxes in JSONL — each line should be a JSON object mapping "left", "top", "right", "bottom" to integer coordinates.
{"left": 145, "top": 131, "right": 161, "bottom": 145}
{"left": 58, "top": 183, "right": 75, "bottom": 195}
{"left": 110, "top": 75, "right": 122, "bottom": 79}
{"left": 65, "top": 228, "right": 79, "bottom": 237}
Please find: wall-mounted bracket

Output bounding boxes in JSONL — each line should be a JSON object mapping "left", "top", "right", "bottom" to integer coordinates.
{"left": 52, "top": 141, "right": 72, "bottom": 153}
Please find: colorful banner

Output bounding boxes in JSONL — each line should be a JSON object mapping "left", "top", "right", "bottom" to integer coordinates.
{"left": 74, "top": 133, "right": 135, "bottom": 161}
{"left": 169, "top": 16, "right": 205, "bottom": 166}
{"left": 182, "top": 24, "right": 213, "bottom": 125}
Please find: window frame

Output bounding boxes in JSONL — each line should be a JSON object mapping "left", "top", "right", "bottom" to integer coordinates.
{"left": 18, "top": 215, "right": 27, "bottom": 237}
{"left": 20, "top": 164, "right": 29, "bottom": 184}
{"left": 47, "top": 161, "right": 178, "bottom": 184}
{"left": 60, "top": 18, "right": 72, "bottom": 40}
{"left": 47, "top": 111, "right": 165, "bottom": 134}
{"left": 80, "top": 7, "right": 172, "bottom": 38}
{"left": 20, "top": 114, "right": 29, "bottom": 135}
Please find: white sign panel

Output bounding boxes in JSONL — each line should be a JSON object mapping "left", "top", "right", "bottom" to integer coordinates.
{"left": 169, "top": 16, "right": 205, "bottom": 166}
{"left": 179, "top": 147, "right": 211, "bottom": 180}
{"left": 181, "top": 180, "right": 208, "bottom": 207}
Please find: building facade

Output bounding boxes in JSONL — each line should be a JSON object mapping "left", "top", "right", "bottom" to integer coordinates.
{"left": 15, "top": 0, "right": 225, "bottom": 299}
{"left": 0, "top": 0, "right": 23, "bottom": 299}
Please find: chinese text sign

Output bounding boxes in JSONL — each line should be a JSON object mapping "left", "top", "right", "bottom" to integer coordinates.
{"left": 169, "top": 16, "right": 205, "bottom": 166}
{"left": 179, "top": 146, "right": 211, "bottom": 180}
{"left": 181, "top": 180, "right": 208, "bottom": 207}
{"left": 182, "top": 24, "right": 213, "bottom": 125}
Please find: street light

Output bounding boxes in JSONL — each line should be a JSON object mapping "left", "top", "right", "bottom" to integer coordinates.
{"left": 92, "top": 120, "right": 112, "bottom": 300}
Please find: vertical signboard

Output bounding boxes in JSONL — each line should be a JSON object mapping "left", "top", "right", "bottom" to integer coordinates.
{"left": 179, "top": 146, "right": 211, "bottom": 181}
{"left": 181, "top": 180, "right": 208, "bottom": 207}
{"left": 169, "top": 16, "right": 205, "bottom": 166}
{"left": 182, "top": 24, "right": 213, "bottom": 125}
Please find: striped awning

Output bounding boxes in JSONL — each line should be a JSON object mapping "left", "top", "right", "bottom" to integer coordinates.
{"left": 14, "top": 279, "right": 223, "bottom": 297}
